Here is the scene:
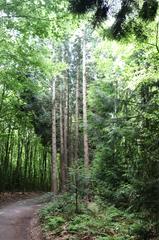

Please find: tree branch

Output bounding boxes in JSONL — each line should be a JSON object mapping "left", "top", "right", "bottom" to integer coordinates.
{"left": 156, "top": 22, "right": 159, "bottom": 53}
{"left": 0, "top": 13, "right": 68, "bottom": 22}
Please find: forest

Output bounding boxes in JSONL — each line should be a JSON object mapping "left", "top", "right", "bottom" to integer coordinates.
{"left": 0, "top": 0, "right": 159, "bottom": 239}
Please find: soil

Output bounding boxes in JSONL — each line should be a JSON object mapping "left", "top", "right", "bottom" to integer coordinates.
{"left": 0, "top": 194, "right": 44, "bottom": 240}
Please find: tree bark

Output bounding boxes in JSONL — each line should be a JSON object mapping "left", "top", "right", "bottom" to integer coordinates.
{"left": 51, "top": 78, "right": 57, "bottom": 193}
{"left": 63, "top": 71, "right": 69, "bottom": 188}
{"left": 60, "top": 77, "right": 65, "bottom": 191}
{"left": 82, "top": 33, "right": 89, "bottom": 168}
{"left": 75, "top": 66, "right": 80, "bottom": 162}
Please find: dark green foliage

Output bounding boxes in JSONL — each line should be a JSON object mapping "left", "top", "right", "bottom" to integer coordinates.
{"left": 140, "top": 0, "right": 158, "bottom": 21}
{"left": 130, "top": 222, "right": 155, "bottom": 240}
{"left": 68, "top": 0, "right": 159, "bottom": 39}
{"left": 0, "top": 0, "right": 159, "bottom": 238}
{"left": 69, "top": 0, "right": 96, "bottom": 14}
{"left": 130, "top": 81, "right": 159, "bottom": 233}
{"left": 20, "top": 89, "right": 52, "bottom": 146}
{"left": 69, "top": 0, "right": 109, "bottom": 26}
{"left": 93, "top": 1, "right": 109, "bottom": 27}
{"left": 111, "top": 0, "right": 134, "bottom": 38}
{"left": 68, "top": 162, "right": 93, "bottom": 210}
{"left": 88, "top": 36, "right": 159, "bottom": 236}
{"left": 132, "top": 22, "right": 148, "bottom": 41}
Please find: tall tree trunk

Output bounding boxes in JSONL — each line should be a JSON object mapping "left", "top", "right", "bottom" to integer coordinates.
{"left": 68, "top": 113, "right": 73, "bottom": 165}
{"left": 33, "top": 144, "right": 37, "bottom": 189}
{"left": 0, "top": 84, "right": 6, "bottom": 115}
{"left": 24, "top": 136, "right": 30, "bottom": 190}
{"left": 67, "top": 70, "right": 71, "bottom": 167}
{"left": 63, "top": 72, "right": 69, "bottom": 188}
{"left": 51, "top": 78, "right": 57, "bottom": 193}
{"left": 60, "top": 78, "right": 65, "bottom": 191}
{"left": 60, "top": 45, "right": 69, "bottom": 191}
{"left": 75, "top": 67, "right": 80, "bottom": 162}
{"left": 28, "top": 145, "right": 33, "bottom": 189}
{"left": 15, "top": 133, "right": 23, "bottom": 190}
{"left": 82, "top": 34, "right": 89, "bottom": 168}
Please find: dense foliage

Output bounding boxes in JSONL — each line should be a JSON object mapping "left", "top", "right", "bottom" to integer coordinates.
{"left": 0, "top": 0, "right": 159, "bottom": 239}
{"left": 68, "top": 0, "right": 159, "bottom": 38}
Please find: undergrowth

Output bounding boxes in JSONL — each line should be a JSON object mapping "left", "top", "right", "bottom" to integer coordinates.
{"left": 39, "top": 193, "right": 150, "bottom": 240}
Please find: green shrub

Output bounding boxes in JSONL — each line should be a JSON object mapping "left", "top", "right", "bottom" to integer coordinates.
{"left": 40, "top": 194, "right": 141, "bottom": 240}
{"left": 129, "top": 222, "right": 153, "bottom": 239}
{"left": 39, "top": 193, "right": 77, "bottom": 220}
{"left": 44, "top": 216, "right": 65, "bottom": 230}
{"left": 67, "top": 214, "right": 92, "bottom": 233}
{"left": 97, "top": 237, "right": 132, "bottom": 240}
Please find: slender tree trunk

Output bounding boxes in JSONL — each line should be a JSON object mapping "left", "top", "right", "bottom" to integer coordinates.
{"left": 67, "top": 70, "right": 71, "bottom": 167}
{"left": 24, "top": 136, "right": 30, "bottom": 190}
{"left": 9, "top": 132, "right": 14, "bottom": 190}
{"left": 82, "top": 34, "right": 89, "bottom": 167}
{"left": 28, "top": 145, "right": 33, "bottom": 189}
{"left": 60, "top": 46, "right": 69, "bottom": 191}
{"left": 63, "top": 72, "right": 69, "bottom": 188}
{"left": 51, "top": 78, "right": 57, "bottom": 193}
{"left": 60, "top": 79, "right": 65, "bottom": 191}
{"left": 15, "top": 134, "right": 23, "bottom": 190}
{"left": 75, "top": 67, "right": 80, "bottom": 162}
{"left": 68, "top": 113, "right": 73, "bottom": 165}
{"left": 43, "top": 148, "right": 47, "bottom": 190}
{"left": 33, "top": 144, "right": 37, "bottom": 189}
{"left": 0, "top": 84, "right": 6, "bottom": 115}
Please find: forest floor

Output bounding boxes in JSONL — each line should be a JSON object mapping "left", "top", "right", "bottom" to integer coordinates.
{"left": 0, "top": 192, "right": 49, "bottom": 240}
{"left": 39, "top": 194, "right": 141, "bottom": 240}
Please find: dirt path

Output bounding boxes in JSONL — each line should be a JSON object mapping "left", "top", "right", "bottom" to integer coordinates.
{"left": 0, "top": 196, "right": 43, "bottom": 240}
